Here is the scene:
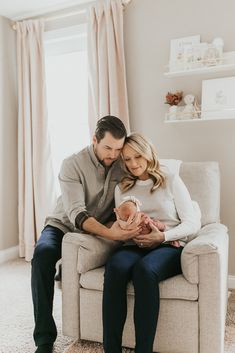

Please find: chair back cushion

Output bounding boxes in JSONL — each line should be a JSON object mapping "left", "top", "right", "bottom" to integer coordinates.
{"left": 179, "top": 162, "right": 220, "bottom": 226}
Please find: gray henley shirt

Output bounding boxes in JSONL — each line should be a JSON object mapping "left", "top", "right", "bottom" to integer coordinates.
{"left": 45, "top": 145, "right": 124, "bottom": 234}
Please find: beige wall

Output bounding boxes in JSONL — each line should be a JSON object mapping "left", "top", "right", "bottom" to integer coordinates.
{"left": 124, "top": 0, "right": 235, "bottom": 275}
{"left": 0, "top": 16, "right": 18, "bottom": 250}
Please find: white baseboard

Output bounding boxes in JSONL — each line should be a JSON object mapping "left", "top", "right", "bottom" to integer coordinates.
{"left": 0, "top": 246, "right": 19, "bottom": 264}
{"left": 228, "top": 275, "right": 235, "bottom": 289}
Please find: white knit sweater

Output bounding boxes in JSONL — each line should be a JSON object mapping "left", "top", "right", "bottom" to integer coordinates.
{"left": 115, "top": 171, "right": 201, "bottom": 245}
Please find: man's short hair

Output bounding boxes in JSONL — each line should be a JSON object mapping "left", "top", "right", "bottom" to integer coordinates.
{"left": 95, "top": 116, "right": 127, "bottom": 142}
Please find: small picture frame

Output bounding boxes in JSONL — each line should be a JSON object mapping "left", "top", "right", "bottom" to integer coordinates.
{"left": 203, "top": 43, "right": 223, "bottom": 66}
{"left": 190, "top": 42, "right": 208, "bottom": 68}
{"left": 169, "top": 35, "right": 200, "bottom": 71}
{"left": 201, "top": 77, "right": 235, "bottom": 119}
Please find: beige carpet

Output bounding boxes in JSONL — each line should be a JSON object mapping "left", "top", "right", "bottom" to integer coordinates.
{"left": 0, "top": 258, "right": 234, "bottom": 353}
{"left": 0, "top": 259, "right": 73, "bottom": 353}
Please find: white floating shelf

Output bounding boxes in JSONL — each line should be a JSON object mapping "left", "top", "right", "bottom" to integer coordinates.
{"left": 164, "top": 63, "right": 235, "bottom": 77}
{"left": 164, "top": 116, "right": 235, "bottom": 123}
{"left": 164, "top": 51, "right": 235, "bottom": 77}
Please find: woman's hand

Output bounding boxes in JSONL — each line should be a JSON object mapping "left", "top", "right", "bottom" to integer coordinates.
{"left": 133, "top": 222, "right": 165, "bottom": 248}
{"left": 109, "top": 221, "right": 141, "bottom": 241}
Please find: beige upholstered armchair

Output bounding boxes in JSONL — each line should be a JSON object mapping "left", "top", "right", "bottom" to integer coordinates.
{"left": 61, "top": 162, "right": 229, "bottom": 353}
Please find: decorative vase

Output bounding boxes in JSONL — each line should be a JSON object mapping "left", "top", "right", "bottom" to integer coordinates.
{"left": 168, "top": 105, "right": 178, "bottom": 120}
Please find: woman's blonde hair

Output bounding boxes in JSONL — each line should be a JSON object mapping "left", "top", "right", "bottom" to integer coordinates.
{"left": 120, "top": 133, "right": 166, "bottom": 193}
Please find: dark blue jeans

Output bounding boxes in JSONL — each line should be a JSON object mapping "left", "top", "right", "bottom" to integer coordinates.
{"left": 31, "top": 225, "right": 64, "bottom": 346}
{"left": 103, "top": 244, "right": 183, "bottom": 353}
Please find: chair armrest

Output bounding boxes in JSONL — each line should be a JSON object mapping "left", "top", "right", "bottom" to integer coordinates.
{"left": 181, "top": 223, "right": 228, "bottom": 284}
{"left": 181, "top": 223, "right": 229, "bottom": 353}
{"left": 64, "top": 232, "right": 121, "bottom": 274}
{"left": 61, "top": 233, "right": 82, "bottom": 338}
{"left": 61, "top": 232, "right": 121, "bottom": 338}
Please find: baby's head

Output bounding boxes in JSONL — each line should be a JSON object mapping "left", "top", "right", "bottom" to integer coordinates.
{"left": 114, "top": 197, "right": 141, "bottom": 230}
{"left": 115, "top": 200, "right": 137, "bottom": 222}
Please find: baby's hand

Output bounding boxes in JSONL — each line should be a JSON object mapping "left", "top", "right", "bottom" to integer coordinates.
{"left": 140, "top": 213, "right": 151, "bottom": 225}
{"left": 151, "top": 219, "right": 166, "bottom": 231}
{"left": 170, "top": 240, "right": 181, "bottom": 248}
{"left": 126, "top": 211, "right": 142, "bottom": 228}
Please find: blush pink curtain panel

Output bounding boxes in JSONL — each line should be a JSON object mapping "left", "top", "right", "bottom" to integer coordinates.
{"left": 16, "top": 20, "right": 56, "bottom": 261}
{"left": 88, "top": 0, "right": 130, "bottom": 135}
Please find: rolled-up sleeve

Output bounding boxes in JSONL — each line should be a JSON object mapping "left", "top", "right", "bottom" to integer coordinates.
{"left": 164, "top": 175, "right": 201, "bottom": 242}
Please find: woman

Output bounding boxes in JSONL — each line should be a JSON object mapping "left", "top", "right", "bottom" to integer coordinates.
{"left": 102, "top": 133, "right": 201, "bottom": 353}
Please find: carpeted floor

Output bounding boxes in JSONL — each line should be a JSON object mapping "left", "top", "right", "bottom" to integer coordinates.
{"left": 0, "top": 258, "right": 234, "bottom": 353}
{"left": 0, "top": 259, "right": 73, "bottom": 353}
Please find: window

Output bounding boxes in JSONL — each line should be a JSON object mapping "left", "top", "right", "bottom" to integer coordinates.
{"left": 44, "top": 24, "right": 90, "bottom": 195}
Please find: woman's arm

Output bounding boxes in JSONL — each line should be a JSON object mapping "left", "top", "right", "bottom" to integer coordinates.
{"left": 164, "top": 175, "right": 201, "bottom": 242}
{"left": 134, "top": 175, "right": 201, "bottom": 248}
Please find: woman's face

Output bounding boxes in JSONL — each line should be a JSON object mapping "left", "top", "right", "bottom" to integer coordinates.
{"left": 122, "top": 144, "right": 149, "bottom": 180}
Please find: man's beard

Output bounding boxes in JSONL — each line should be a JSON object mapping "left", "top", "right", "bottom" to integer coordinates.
{"left": 93, "top": 146, "right": 116, "bottom": 167}
{"left": 100, "top": 158, "right": 116, "bottom": 167}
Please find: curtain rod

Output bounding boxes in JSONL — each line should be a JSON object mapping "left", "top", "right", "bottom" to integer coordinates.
{"left": 12, "top": 0, "right": 133, "bottom": 30}
{"left": 12, "top": 8, "right": 87, "bottom": 30}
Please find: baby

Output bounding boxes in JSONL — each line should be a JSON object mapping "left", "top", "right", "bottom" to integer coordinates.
{"left": 114, "top": 197, "right": 180, "bottom": 247}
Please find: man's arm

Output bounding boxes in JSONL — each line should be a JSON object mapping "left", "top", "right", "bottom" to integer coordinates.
{"left": 59, "top": 158, "right": 88, "bottom": 227}
{"left": 82, "top": 217, "right": 140, "bottom": 241}
{"left": 59, "top": 157, "right": 140, "bottom": 240}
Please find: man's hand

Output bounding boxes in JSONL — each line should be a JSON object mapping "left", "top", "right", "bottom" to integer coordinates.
{"left": 133, "top": 222, "right": 165, "bottom": 248}
{"left": 108, "top": 221, "right": 141, "bottom": 241}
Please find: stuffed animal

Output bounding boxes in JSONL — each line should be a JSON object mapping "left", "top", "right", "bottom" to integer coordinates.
{"left": 181, "top": 94, "right": 200, "bottom": 119}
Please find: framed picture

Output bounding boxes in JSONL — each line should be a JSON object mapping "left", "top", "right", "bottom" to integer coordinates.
{"left": 201, "top": 77, "right": 235, "bottom": 119}
{"left": 169, "top": 35, "right": 200, "bottom": 71}
{"left": 203, "top": 43, "right": 223, "bottom": 66}
{"left": 189, "top": 42, "right": 208, "bottom": 68}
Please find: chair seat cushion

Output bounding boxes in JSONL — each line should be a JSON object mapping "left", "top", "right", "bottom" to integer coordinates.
{"left": 80, "top": 266, "right": 198, "bottom": 301}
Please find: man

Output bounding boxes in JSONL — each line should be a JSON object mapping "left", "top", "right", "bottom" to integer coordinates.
{"left": 31, "top": 116, "right": 139, "bottom": 353}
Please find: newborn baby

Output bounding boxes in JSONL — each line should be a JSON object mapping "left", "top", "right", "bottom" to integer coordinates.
{"left": 114, "top": 197, "right": 180, "bottom": 247}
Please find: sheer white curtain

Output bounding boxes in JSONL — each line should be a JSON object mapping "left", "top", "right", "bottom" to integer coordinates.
{"left": 88, "top": 0, "right": 130, "bottom": 135}
{"left": 16, "top": 20, "right": 56, "bottom": 261}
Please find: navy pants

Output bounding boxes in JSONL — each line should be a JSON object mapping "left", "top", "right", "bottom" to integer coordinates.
{"left": 103, "top": 244, "right": 183, "bottom": 353}
{"left": 31, "top": 225, "right": 64, "bottom": 346}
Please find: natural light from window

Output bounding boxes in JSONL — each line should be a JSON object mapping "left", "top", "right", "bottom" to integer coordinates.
{"left": 45, "top": 25, "right": 90, "bottom": 195}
